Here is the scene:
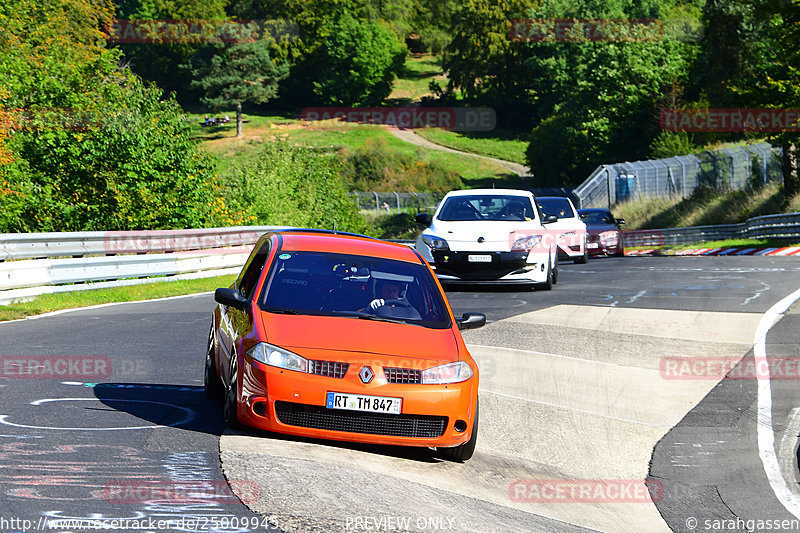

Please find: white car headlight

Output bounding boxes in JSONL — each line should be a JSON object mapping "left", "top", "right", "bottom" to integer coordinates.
{"left": 511, "top": 235, "right": 542, "bottom": 252}
{"left": 422, "top": 234, "right": 450, "bottom": 251}
{"left": 421, "top": 361, "right": 473, "bottom": 384}
{"left": 247, "top": 342, "right": 309, "bottom": 373}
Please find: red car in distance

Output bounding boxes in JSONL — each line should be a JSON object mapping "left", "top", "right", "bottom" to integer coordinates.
{"left": 577, "top": 209, "right": 626, "bottom": 257}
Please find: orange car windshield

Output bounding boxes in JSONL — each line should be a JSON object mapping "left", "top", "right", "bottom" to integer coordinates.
{"left": 259, "top": 251, "right": 451, "bottom": 329}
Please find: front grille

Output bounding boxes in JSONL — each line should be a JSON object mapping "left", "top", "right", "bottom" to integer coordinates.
{"left": 274, "top": 401, "right": 447, "bottom": 438}
{"left": 309, "top": 360, "right": 349, "bottom": 379}
{"left": 384, "top": 367, "right": 422, "bottom": 384}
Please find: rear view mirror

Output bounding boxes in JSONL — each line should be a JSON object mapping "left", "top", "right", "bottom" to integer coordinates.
{"left": 543, "top": 214, "right": 558, "bottom": 224}
{"left": 415, "top": 213, "right": 432, "bottom": 225}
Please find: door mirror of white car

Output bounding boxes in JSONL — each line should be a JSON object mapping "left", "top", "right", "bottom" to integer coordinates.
{"left": 616, "top": 218, "right": 626, "bottom": 225}
{"left": 415, "top": 213, "right": 432, "bottom": 226}
{"left": 456, "top": 312, "right": 486, "bottom": 330}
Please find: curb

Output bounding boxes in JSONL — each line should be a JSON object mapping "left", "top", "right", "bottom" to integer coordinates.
{"left": 625, "top": 246, "right": 800, "bottom": 257}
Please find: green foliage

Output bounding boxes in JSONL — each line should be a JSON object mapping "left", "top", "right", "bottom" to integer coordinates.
{"left": 311, "top": 15, "right": 407, "bottom": 106}
{"left": 338, "top": 137, "right": 463, "bottom": 193}
{"left": 0, "top": 0, "right": 220, "bottom": 232}
{"left": 220, "top": 141, "right": 366, "bottom": 232}
{"left": 649, "top": 132, "right": 700, "bottom": 159}
{"left": 189, "top": 39, "right": 289, "bottom": 119}
{"left": 523, "top": 0, "right": 703, "bottom": 186}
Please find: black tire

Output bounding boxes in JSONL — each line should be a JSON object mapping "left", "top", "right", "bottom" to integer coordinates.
{"left": 223, "top": 356, "right": 242, "bottom": 429}
{"left": 574, "top": 248, "right": 589, "bottom": 264}
{"left": 534, "top": 257, "right": 553, "bottom": 291}
{"left": 551, "top": 260, "right": 559, "bottom": 285}
{"left": 204, "top": 326, "right": 224, "bottom": 401}
{"left": 437, "top": 402, "right": 478, "bottom": 462}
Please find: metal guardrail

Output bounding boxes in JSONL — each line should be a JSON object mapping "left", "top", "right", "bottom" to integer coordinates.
{"left": 0, "top": 226, "right": 415, "bottom": 306}
{"left": 623, "top": 212, "right": 800, "bottom": 247}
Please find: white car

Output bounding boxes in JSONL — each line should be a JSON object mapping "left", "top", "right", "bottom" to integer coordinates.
{"left": 415, "top": 189, "right": 559, "bottom": 289}
{"left": 536, "top": 196, "right": 588, "bottom": 264}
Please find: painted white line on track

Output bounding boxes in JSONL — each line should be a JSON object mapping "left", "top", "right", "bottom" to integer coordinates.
{"left": 755, "top": 286, "right": 800, "bottom": 518}
{"left": 0, "top": 291, "right": 214, "bottom": 325}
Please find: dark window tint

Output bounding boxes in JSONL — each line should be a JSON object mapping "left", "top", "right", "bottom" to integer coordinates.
{"left": 537, "top": 198, "right": 574, "bottom": 219}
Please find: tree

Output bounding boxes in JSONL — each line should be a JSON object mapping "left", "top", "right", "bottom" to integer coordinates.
{"left": 310, "top": 14, "right": 407, "bottom": 106}
{"left": 189, "top": 39, "right": 289, "bottom": 136}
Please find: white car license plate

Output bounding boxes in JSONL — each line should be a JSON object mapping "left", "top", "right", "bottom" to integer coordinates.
{"left": 326, "top": 392, "right": 402, "bottom": 414}
{"left": 588, "top": 243, "right": 599, "bottom": 249}
{"left": 467, "top": 254, "right": 492, "bottom": 263}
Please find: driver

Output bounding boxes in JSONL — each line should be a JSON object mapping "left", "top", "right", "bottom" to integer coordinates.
{"left": 368, "top": 281, "right": 401, "bottom": 310}
{"left": 507, "top": 202, "right": 526, "bottom": 220}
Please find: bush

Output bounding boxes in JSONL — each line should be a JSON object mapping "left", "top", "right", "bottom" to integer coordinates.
{"left": 311, "top": 15, "right": 407, "bottom": 106}
{"left": 220, "top": 141, "right": 366, "bottom": 232}
{"left": 339, "top": 137, "right": 462, "bottom": 193}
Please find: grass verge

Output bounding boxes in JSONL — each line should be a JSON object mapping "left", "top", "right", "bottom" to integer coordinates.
{"left": 413, "top": 128, "right": 529, "bottom": 165}
{"left": 0, "top": 274, "right": 235, "bottom": 322}
{"left": 627, "top": 238, "right": 800, "bottom": 253}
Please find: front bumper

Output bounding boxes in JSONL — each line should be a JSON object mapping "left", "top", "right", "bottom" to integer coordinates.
{"left": 431, "top": 250, "right": 542, "bottom": 281}
{"left": 238, "top": 355, "right": 478, "bottom": 448}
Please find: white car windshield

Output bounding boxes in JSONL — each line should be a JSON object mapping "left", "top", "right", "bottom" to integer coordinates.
{"left": 437, "top": 195, "right": 535, "bottom": 221}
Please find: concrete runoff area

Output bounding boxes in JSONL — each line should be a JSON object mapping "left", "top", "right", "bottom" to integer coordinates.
{"left": 220, "top": 305, "right": 763, "bottom": 532}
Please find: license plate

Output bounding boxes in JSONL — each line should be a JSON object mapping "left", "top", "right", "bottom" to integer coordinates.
{"left": 467, "top": 254, "right": 492, "bottom": 263}
{"left": 326, "top": 392, "right": 402, "bottom": 414}
{"left": 588, "top": 243, "right": 599, "bottom": 249}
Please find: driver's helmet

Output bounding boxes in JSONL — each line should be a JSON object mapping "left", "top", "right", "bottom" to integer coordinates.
{"left": 375, "top": 279, "right": 404, "bottom": 300}
{"left": 507, "top": 201, "right": 526, "bottom": 218}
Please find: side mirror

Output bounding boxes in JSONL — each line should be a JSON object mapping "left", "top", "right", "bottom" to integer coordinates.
{"left": 456, "top": 312, "right": 486, "bottom": 330}
{"left": 579, "top": 213, "right": 589, "bottom": 219}
{"left": 215, "top": 288, "right": 249, "bottom": 311}
{"left": 616, "top": 218, "right": 626, "bottom": 225}
{"left": 415, "top": 213, "right": 432, "bottom": 225}
{"left": 542, "top": 214, "right": 558, "bottom": 224}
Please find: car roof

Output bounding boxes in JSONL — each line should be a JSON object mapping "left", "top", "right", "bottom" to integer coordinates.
{"left": 443, "top": 189, "right": 532, "bottom": 198}
{"left": 577, "top": 208, "right": 612, "bottom": 213}
{"left": 537, "top": 196, "right": 573, "bottom": 201}
{"left": 275, "top": 230, "right": 422, "bottom": 263}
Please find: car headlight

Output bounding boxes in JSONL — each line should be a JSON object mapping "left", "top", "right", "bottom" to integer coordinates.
{"left": 247, "top": 342, "right": 309, "bottom": 373}
{"left": 511, "top": 235, "right": 542, "bottom": 252}
{"left": 422, "top": 234, "right": 450, "bottom": 251}
{"left": 600, "top": 231, "right": 619, "bottom": 246}
{"left": 421, "top": 361, "right": 473, "bottom": 384}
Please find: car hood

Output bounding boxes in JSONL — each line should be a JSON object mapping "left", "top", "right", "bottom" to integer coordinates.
{"left": 259, "top": 313, "right": 460, "bottom": 362}
{"left": 430, "top": 220, "right": 542, "bottom": 252}
{"left": 586, "top": 224, "right": 619, "bottom": 235}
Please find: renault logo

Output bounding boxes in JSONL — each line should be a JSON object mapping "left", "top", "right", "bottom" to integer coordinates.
{"left": 359, "top": 366, "right": 374, "bottom": 384}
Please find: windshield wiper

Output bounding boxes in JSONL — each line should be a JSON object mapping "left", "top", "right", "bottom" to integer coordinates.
{"left": 264, "top": 308, "right": 302, "bottom": 315}
{"left": 355, "top": 313, "right": 407, "bottom": 325}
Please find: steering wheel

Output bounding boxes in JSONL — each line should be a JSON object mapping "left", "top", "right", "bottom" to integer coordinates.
{"left": 380, "top": 299, "right": 413, "bottom": 309}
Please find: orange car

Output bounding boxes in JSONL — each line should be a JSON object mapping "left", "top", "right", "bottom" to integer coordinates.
{"left": 205, "top": 229, "right": 486, "bottom": 461}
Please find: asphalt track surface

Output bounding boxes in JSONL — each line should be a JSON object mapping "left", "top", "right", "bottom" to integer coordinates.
{"left": 0, "top": 256, "right": 799, "bottom": 533}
